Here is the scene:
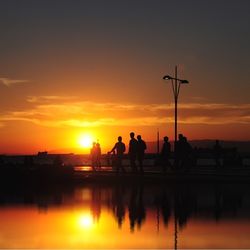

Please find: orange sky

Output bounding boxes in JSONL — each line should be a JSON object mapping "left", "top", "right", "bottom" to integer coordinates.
{"left": 1, "top": 95, "right": 250, "bottom": 154}
{"left": 1, "top": 97, "right": 250, "bottom": 154}
{"left": 0, "top": 1, "right": 250, "bottom": 154}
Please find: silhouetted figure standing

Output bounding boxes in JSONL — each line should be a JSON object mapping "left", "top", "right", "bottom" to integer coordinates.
{"left": 160, "top": 136, "right": 172, "bottom": 172}
{"left": 213, "top": 140, "right": 222, "bottom": 168}
{"left": 129, "top": 132, "right": 138, "bottom": 173}
{"left": 175, "top": 134, "right": 193, "bottom": 170}
{"left": 182, "top": 136, "right": 193, "bottom": 170}
{"left": 109, "top": 136, "right": 126, "bottom": 173}
{"left": 96, "top": 143, "right": 102, "bottom": 170}
{"left": 90, "top": 142, "right": 97, "bottom": 171}
{"left": 107, "top": 151, "right": 116, "bottom": 170}
{"left": 137, "top": 135, "right": 147, "bottom": 173}
{"left": 175, "top": 134, "right": 185, "bottom": 169}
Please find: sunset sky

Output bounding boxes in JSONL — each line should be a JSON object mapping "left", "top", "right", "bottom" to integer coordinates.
{"left": 0, "top": 0, "right": 250, "bottom": 154}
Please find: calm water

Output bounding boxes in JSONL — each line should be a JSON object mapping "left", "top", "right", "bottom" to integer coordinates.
{"left": 0, "top": 182, "right": 250, "bottom": 249}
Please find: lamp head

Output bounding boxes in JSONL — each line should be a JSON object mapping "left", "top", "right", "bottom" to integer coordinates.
{"left": 163, "top": 75, "right": 172, "bottom": 80}
{"left": 180, "top": 79, "right": 189, "bottom": 84}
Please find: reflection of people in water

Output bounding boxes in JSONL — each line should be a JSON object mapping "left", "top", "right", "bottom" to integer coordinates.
{"left": 128, "top": 186, "right": 137, "bottom": 232}
{"left": 91, "top": 187, "right": 101, "bottom": 222}
{"left": 136, "top": 186, "right": 146, "bottom": 229}
{"left": 112, "top": 185, "right": 126, "bottom": 228}
{"left": 110, "top": 182, "right": 246, "bottom": 237}
{"left": 128, "top": 185, "right": 146, "bottom": 232}
{"left": 154, "top": 188, "right": 171, "bottom": 228}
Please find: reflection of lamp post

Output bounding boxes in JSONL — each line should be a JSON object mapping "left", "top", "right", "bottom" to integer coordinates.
{"left": 174, "top": 194, "right": 178, "bottom": 250}
{"left": 163, "top": 66, "right": 189, "bottom": 152}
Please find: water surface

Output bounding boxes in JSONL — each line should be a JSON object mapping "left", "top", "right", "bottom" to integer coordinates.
{"left": 0, "top": 182, "right": 250, "bottom": 249}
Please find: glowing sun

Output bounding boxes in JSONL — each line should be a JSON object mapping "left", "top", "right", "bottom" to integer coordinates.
{"left": 78, "top": 134, "right": 93, "bottom": 148}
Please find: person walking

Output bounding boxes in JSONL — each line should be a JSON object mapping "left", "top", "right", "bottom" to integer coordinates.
{"left": 129, "top": 132, "right": 138, "bottom": 173}
{"left": 109, "top": 136, "right": 126, "bottom": 173}
{"left": 137, "top": 135, "right": 147, "bottom": 173}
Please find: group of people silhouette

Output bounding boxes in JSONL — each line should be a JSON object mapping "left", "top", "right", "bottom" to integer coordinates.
{"left": 159, "top": 133, "right": 194, "bottom": 171}
{"left": 89, "top": 132, "right": 234, "bottom": 173}
{"left": 107, "top": 132, "right": 195, "bottom": 173}
{"left": 109, "top": 132, "right": 147, "bottom": 173}
{"left": 90, "top": 132, "right": 147, "bottom": 173}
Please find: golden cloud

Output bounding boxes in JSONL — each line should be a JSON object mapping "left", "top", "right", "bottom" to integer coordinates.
{"left": 0, "top": 97, "right": 250, "bottom": 128}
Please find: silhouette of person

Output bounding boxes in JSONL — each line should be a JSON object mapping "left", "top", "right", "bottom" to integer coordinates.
{"left": 109, "top": 136, "right": 126, "bottom": 173}
{"left": 90, "top": 142, "right": 97, "bottom": 171}
{"left": 129, "top": 132, "right": 138, "bottom": 173}
{"left": 213, "top": 140, "right": 222, "bottom": 168}
{"left": 182, "top": 136, "right": 193, "bottom": 170}
{"left": 175, "top": 134, "right": 184, "bottom": 169}
{"left": 95, "top": 142, "right": 102, "bottom": 170}
{"left": 137, "top": 135, "right": 147, "bottom": 173}
{"left": 160, "top": 136, "right": 172, "bottom": 172}
{"left": 175, "top": 134, "right": 193, "bottom": 170}
{"left": 107, "top": 151, "right": 116, "bottom": 170}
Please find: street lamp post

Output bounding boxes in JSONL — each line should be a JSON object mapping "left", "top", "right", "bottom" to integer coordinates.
{"left": 163, "top": 66, "right": 189, "bottom": 151}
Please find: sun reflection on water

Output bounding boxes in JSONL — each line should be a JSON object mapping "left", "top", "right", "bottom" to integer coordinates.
{"left": 78, "top": 213, "right": 94, "bottom": 230}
